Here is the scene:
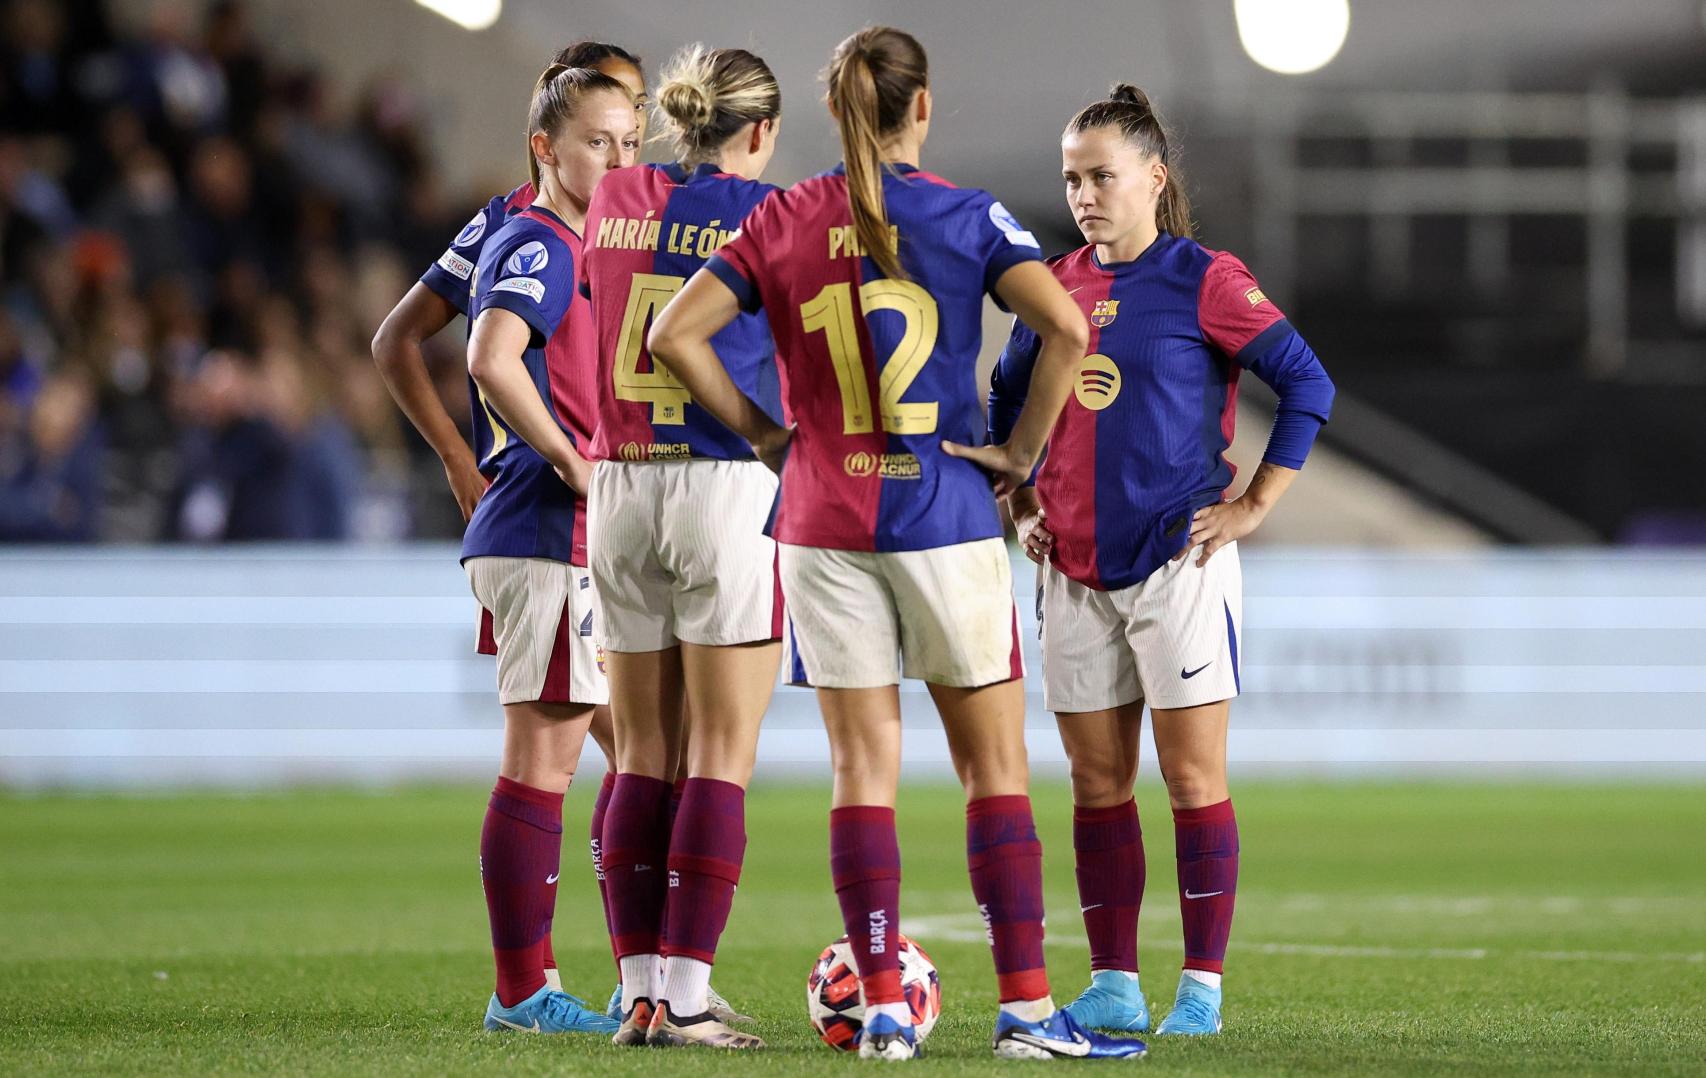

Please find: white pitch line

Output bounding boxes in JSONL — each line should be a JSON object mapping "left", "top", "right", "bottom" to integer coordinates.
{"left": 899, "top": 915, "right": 1706, "bottom": 965}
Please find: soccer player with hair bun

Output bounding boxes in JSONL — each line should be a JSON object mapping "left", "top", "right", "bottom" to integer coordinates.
{"left": 990, "top": 83, "right": 1336, "bottom": 1038}
{"left": 646, "top": 26, "right": 1147, "bottom": 1062}
{"left": 576, "top": 43, "right": 785, "bottom": 1051}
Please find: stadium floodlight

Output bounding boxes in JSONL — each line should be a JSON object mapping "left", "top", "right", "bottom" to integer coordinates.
{"left": 414, "top": 0, "right": 501, "bottom": 31}
{"left": 1233, "top": 0, "right": 1350, "bottom": 75}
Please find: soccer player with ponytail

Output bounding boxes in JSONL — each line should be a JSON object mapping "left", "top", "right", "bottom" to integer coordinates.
{"left": 369, "top": 44, "right": 646, "bottom": 1021}
{"left": 398, "top": 61, "right": 638, "bottom": 1036}
{"left": 577, "top": 44, "right": 784, "bottom": 1050}
{"left": 647, "top": 27, "right": 1146, "bottom": 1061}
{"left": 990, "top": 84, "right": 1336, "bottom": 1037}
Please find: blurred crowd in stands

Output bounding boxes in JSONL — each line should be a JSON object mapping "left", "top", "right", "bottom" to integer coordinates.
{"left": 0, "top": 0, "right": 478, "bottom": 542}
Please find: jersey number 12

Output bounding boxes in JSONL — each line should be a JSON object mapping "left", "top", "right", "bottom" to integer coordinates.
{"left": 800, "top": 280, "right": 939, "bottom": 435}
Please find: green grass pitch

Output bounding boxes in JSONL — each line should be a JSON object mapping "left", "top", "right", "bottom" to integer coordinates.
{"left": 3, "top": 779, "right": 1703, "bottom": 1075}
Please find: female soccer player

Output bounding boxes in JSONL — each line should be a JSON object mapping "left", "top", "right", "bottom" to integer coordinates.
{"left": 369, "top": 44, "right": 646, "bottom": 1007}
{"left": 648, "top": 27, "right": 1147, "bottom": 1062}
{"left": 579, "top": 44, "right": 784, "bottom": 1051}
{"left": 989, "top": 85, "right": 1336, "bottom": 1037}
{"left": 451, "top": 62, "right": 637, "bottom": 1036}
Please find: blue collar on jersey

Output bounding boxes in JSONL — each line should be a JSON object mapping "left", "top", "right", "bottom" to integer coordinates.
{"left": 1089, "top": 230, "right": 1172, "bottom": 273}
{"left": 660, "top": 161, "right": 731, "bottom": 184}
{"left": 828, "top": 161, "right": 920, "bottom": 177}
{"left": 521, "top": 201, "right": 578, "bottom": 237}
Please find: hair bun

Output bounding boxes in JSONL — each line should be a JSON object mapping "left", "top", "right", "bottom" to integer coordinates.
{"left": 1108, "top": 83, "right": 1150, "bottom": 109}
{"left": 658, "top": 75, "right": 716, "bottom": 128}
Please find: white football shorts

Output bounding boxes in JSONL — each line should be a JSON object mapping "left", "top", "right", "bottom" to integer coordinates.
{"left": 465, "top": 556, "right": 608, "bottom": 706}
{"left": 588, "top": 459, "right": 782, "bottom": 652}
{"left": 780, "top": 537, "right": 1024, "bottom": 689}
{"left": 1039, "top": 542, "right": 1242, "bottom": 713}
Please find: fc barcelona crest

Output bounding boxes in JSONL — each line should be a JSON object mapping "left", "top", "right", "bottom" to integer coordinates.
{"left": 1090, "top": 299, "right": 1120, "bottom": 327}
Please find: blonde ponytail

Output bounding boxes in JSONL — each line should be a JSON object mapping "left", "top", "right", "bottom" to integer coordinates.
{"left": 824, "top": 27, "right": 929, "bottom": 282}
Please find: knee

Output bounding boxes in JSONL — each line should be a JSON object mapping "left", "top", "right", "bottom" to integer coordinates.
{"left": 829, "top": 738, "right": 899, "bottom": 804}
{"left": 614, "top": 725, "right": 673, "bottom": 777}
{"left": 831, "top": 752, "right": 894, "bottom": 791}
{"left": 503, "top": 751, "right": 577, "bottom": 792}
{"left": 1067, "top": 755, "right": 1134, "bottom": 808}
{"left": 1161, "top": 761, "right": 1226, "bottom": 810}
{"left": 958, "top": 751, "right": 1029, "bottom": 802}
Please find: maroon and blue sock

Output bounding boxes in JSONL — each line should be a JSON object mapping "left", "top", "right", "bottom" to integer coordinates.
{"left": 662, "top": 777, "right": 747, "bottom": 964}
{"left": 670, "top": 777, "right": 687, "bottom": 823}
{"left": 589, "top": 771, "right": 617, "bottom": 963}
{"left": 659, "top": 777, "right": 687, "bottom": 951}
{"left": 830, "top": 805, "right": 904, "bottom": 1004}
{"left": 1174, "top": 799, "right": 1239, "bottom": 974}
{"left": 481, "top": 776, "right": 563, "bottom": 1006}
{"left": 1074, "top": 798, "right": 1143, "bottom": 973}
{"left": 967, "top": 795, "right": 1051, "bottom": 1003}
{"left": 601, "top": 773, "right": 673, "bottom": 959}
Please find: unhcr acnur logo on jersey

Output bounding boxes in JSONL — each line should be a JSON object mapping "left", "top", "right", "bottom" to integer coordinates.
{"left": 844, "top": 452, "right": 922, "bottom": 479}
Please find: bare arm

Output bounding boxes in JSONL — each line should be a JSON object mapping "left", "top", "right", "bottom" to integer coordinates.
{"left": 466, "top": 308, "right": 594, "bottom": 494}
{"left": 648, "top": 268, "right": 792, "bottom": 469}
{"left": 942, "top": 260, "right": 1088, "bottom": 494}
{"left": 1177, "top": 459, "right": 1298, "bottom": 567}
{"left": 370, "top": 283, "right": 486, "bottom": 520}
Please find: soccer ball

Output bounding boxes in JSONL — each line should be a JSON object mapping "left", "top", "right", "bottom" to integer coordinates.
{"left": 806, "top": 933, "right": 942, "bottom": 1051}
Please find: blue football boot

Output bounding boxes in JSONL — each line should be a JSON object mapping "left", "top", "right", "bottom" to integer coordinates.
{"left": 483, "top": 984, "right": 621, "bottom": 1034}
{"left": 858, "top": 1010, "right": 920, "bottom": 1060}
{"left": 1062, "top": 970, "right": 1150, "bottom": 1033}
{"left": 605, "top": 983, "right": 623, "bottom": 1022}
{"left": 992, "top": 1006, "right": 1147, "bottom": 1060}
{"left": 1153, "top": 975, "right": 1222, "bottom": 1035}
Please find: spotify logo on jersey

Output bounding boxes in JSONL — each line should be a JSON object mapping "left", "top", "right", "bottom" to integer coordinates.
{"left": 1074, "top": 354, "right": 1122, "bottom": 411}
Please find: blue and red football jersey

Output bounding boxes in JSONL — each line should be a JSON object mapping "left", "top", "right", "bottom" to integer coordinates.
{"left": 418, "top": 183, "right": 535, "bottom": 482}
{"left": 420, "top": 183, "right": 535, "bottom": 320}
{"left": 990, "top": 233, "right": 1335, "bottom": 591}
{"left": 708, "top": 164, "right": 1043, "bottom": 552}
{"left": 459, "top": 205, "right": 592, "bottom": 564}
{"left": 580, "top": 162, "right": 782, "bottom": 462}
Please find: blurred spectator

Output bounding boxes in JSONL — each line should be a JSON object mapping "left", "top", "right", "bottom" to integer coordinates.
{"left": 0, "top": 0, "right": 79, "bottom": 134}
{"left": 169, "top": 348, "right": 293, "bottom": 541}
{"left": 0, "top": 0, "right": 486, "bottom": 543}
{"left": 90, "top": 145, "right": 196, "bottom": 290}
{"left": 0, "top": 367, "right": 103, "bottom": 541}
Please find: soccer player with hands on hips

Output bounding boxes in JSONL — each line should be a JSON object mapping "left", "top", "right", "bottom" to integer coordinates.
{"left": 990, "top": 84, "right": 1336, "bottom": 1037}
{"left": 577, "top": 45, "right": 786, "bottom": 1051}
{"left": 375, "top": 55, "right": 641, "bottom": 1037}
{"left": 648, "top": 26, "right": 1148, "bottom": 1062}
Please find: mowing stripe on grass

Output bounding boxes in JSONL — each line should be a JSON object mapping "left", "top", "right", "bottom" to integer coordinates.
{"left": 901, "top": 914, "right": 1706, "bottom": 964}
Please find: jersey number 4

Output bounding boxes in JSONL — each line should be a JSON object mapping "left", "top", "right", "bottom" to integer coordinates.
{"left": 800, "top": 280, "right": 939, "bottom": 435}
{"left": 613, "top": 272, "right": 691, "bottom": 424}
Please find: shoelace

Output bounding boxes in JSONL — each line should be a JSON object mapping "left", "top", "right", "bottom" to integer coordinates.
{"left": 1056, "top": 1008, "right": 1093, "bottom": 1039}
{"left": 1169, "top": 995, "right": 1216, "bottom": 1027}
{"left": 542, "top": 992, "right": 600, "bottom": 1026}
